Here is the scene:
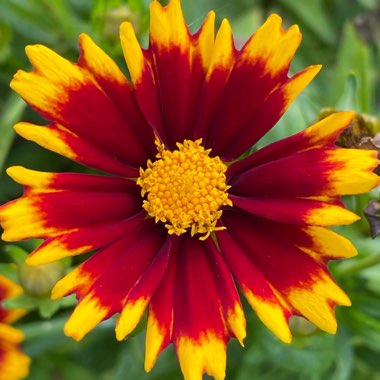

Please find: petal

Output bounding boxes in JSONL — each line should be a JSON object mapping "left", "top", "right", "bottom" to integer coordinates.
{"left": 120, "top": 22, "right": 165, "bottom": 140}
{"left": 115, "top": 236, "right": 174, "bottom": 340}
{"left": 217, "top": 65, "right": 321, "bottom": 159}
{"left": 0, "top": 167, "right": 141, "bottom": 242}
{"left": 216, "top": 224, "right": 292, "bottom": 343}
{"left": 186, "top": 12, "right": 216, "bottom": 142}
{"left": 150, "top": 0, "right": 189, "bottom": 50}
{"left": 194, "top": 19, "right": 236, "bottom": 140}
{"left": 15, "top": 122, "right": 138, "bottom": 177}
{"left": 299, "top": 226, "right": 357, "bottom": 262}
{"left": 26, "top": 212, "right": 145, "bottom": 265}
{"left": 221, "top": 211, "right": 351, "bottom": 334}
{"left": 172, "top": 238, "right": 239, "bottom": 380}
{"left": 147, "top": 0, "right": 221, "bottom": 147}
{"left": 56, "top": 223, "right": 166, "bottom": 341}
{"left": 176, "top": 336, "right": 226, "bottom": 380}
{"left": 203, "top": 239, "right": 246, "bottom": 346}
{"left": 0, "top": 276, "right": 25, "bottom": 325}
{"left": 191, "top": 11, "right": 216, "bottom": 73}
{"left": 51, "top": 219, "right": 156, "bottom": 300}
{"left": 148, "top": 0, "right": 193, "bottom": 147}
{"left": 230, "top": 148, "right": 379, "bottom": 198}
{"left": 78, "top": 32, "right": 153, "bottom": 156}
{"left": 203, "top": 14, "right": 319, "bottom": 159}
{"left": 230, "top": 195, "right": 359, "bottom": 226}
{"left": 0, "top": 324, "right": 24, "bottom": 344}
{"left": 145, "top": 239, "right": 180, "bottom": 372}
{"left": 228, "top": 111, "right": 355, "bottom": 178}
{"left": 11, "top": 38, "right": 154, "bottom": 170}
{"left": 0, "top": 325, "right": 30, "bottom": 380}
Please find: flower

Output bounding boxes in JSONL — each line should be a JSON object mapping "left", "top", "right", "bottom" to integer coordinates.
{"left": 0, "top": 0, "right": 379, "bottom": 379}
{"left": 0, "top": 275, "right": 30, "bottom": 380}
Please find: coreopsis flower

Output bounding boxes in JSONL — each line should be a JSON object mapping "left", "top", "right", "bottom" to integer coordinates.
{"left": 0, "top": 0, "right": 378, "bottom": 379}
{"left": 0, "top": 275, "right": 30, "bottom": 380}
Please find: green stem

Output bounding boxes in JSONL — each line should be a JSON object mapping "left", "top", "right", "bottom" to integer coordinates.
{"left": 336, "top": 252, "right": 380, "bottom": 277}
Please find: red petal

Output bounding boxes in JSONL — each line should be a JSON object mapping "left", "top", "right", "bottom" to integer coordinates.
{"left": 27, "top": 211, "right": 145, "bottom": 265}
{"left": 15, "top": 122, "right": 139, "bottom": 177}
{"left": 200, "top": 14, "right": 320, "bottom": 159}
{"left": 0, "top": 168, "right": 141, "bottom": 242}
{"left": 173, "top": 238, "right": 230, "bottom": 380}
{"left": 115, "top": 236, "right": 174, "bottom": 340}
{"left": 220, "top": 211, "right": 351, "bottom": 334}
{"left": 194, "top": 19, "right": 236, "bottom": 141}
{"left": 230, "top": 195, "right": 359, "bottom": 226}
{"left": 120, "top": 22, "right": 166, "bottom": 141}
{"left": 214, "top": 65, "right": 320, "bottom": 159}
{"left": 216, "top": 220, "right": 292, "bottom": 343}
{"left": 56, "top": 222, "right": 166, "bottom": 341}
{"left": 148, "top": 0, "right": 193, "bottom": 148}
{"left": 227, "top": 111, "right": 355, "bottom": 178}
{"left": 11, "top": 41, "right": 154, "bottom": 169}
{"left": 145, "top": 236, "right": 181, "bottom": 372}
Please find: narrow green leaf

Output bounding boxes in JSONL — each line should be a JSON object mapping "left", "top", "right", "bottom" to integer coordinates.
{"left": 329, "top": 22, "right": 374, "bottom": 112}
{"left": 0, "top": 93, "right": 26, "bottom": 172}
{"left": 3, "top": 293, "right": 37, "bottom": 310}
{"left": 0, "top": 263, "right": 18, "bottom": 282}
{"left": 331, "top": 326, "right": 354, "bottom": 380}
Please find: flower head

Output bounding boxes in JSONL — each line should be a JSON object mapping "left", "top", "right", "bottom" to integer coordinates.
{"left": 0, "top": 275, "right": 30, "bottom": 380}
{"left": 0, "top": 1, "right": 379, "bottom": 379}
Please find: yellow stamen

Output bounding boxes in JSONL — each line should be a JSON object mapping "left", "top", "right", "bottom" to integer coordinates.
{"left": 137, "top": 139, "right": 232, "bottom": 239}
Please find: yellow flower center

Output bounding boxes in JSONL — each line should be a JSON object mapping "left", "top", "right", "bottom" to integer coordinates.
{"left": 137, "top": 139, "right": 232, "bottom": 240}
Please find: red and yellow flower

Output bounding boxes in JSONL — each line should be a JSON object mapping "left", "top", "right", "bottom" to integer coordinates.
{"left": 0, "top": 275, "right": 30, "bottom": 380}
{"left": 0, "top": 1, "right": 379, "bottom": 379}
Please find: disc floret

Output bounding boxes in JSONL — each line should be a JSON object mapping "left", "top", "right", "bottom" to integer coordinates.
{"left": 137, "top": 139, "right": 232, "bottom": 239}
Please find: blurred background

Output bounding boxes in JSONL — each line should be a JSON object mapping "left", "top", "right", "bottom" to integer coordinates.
{"left": 0, "top": 0, "right": 380, "bottom": 379}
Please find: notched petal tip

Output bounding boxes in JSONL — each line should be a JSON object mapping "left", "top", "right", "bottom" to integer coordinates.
{"left": 149, "top": 0, "right": 189, "bottom": 50}
{"left": 266, "top": 13, "right": 283, "bottom": 26}
{"left": 176, "top": 334, "right": 227, "bottom": 380}
{"left": 287, "top": 272, "right": 350, "bottom": 334}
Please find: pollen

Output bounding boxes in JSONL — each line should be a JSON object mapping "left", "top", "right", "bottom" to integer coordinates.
{"left": 137, "top": 139, "right": 232, "bottom": 239}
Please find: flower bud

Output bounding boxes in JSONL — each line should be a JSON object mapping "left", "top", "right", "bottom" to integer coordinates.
{"left": 103, "top": 5, "right": 139, "bottom": 40}
{"left": 289, "top": 316, "right": 317, "bottom": 336}
{"left": 17, "top": 262, "right": 65, "bottom": 297}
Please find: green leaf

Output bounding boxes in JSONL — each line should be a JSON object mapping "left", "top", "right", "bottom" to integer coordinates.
{"left": 0, "top": 23, "right": 12, "bottom": 63}
{"left": 0, "top": 93, "right": 26, "bottom": 172}
{"left": 331, "top": 327, "right": 354, "bottom": 380}
{"left": 328, "top": 22, "right": 374, "bottom": 112}
{"left": 37, "top": 297, "right": 61, "bottom": 319}
{"left": 3, "top": 244, "right": 28, "bottom": 264}
{"left": 3, "top": 293, "right": 37, "bottom": 310}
